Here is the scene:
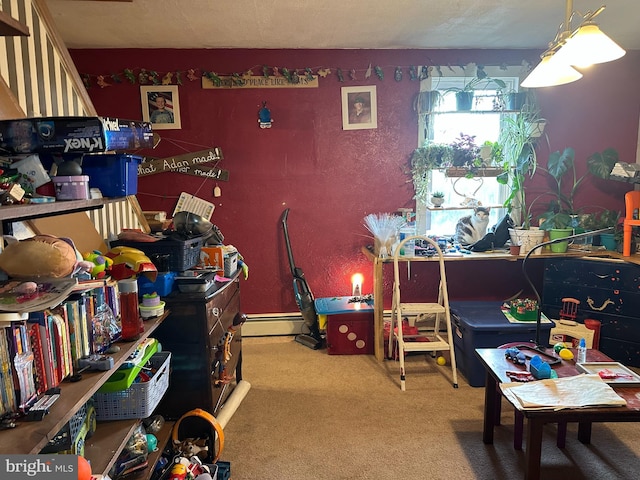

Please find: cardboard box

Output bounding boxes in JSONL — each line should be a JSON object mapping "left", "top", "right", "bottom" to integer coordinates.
{"left": 0, "top": 117, "right": 153, "bottom": 155}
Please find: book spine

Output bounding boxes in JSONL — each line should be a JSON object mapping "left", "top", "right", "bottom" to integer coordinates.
{"left": 28, "top": 322, "right": 48, "bottom": 395}
{"left": 0, "top": 328, "right": 17, "bottom": 414}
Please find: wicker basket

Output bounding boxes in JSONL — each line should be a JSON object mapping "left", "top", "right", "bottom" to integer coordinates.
{"left": 93, "top": 352, "right": 171, "bottom": 420}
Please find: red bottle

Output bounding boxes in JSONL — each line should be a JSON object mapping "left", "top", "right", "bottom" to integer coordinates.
{"left": 118, "top": 278, "right": 143, "bottom": 341}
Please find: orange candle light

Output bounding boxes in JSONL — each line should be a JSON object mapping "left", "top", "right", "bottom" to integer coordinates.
{"left": 351, "top": 273, "right": 363, "bottom": 297}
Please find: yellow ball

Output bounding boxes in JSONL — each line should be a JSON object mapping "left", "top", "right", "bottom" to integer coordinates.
{"left": 436, "top": 356, "right": 446, "bottom": 366}
{"left": 559, "top": 348, "right": 574, "bottom": 360}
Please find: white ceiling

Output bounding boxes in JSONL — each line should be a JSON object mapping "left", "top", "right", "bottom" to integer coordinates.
{"left": 46, "top": 0, "right": 640, "bottom": 51}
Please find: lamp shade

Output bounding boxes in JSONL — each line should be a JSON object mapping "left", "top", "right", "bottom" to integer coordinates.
{"left": 521, "top": 53, "right": 583, "bottom": 88}
{"left": 553, "top": 23, "right": 626, "bottom": 68}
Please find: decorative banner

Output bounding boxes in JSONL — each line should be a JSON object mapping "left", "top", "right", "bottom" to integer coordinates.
{"left": 202, "top": 75, "right": 319, "bottom": 89}
{"left": 138, "top": 148, "right": 229, "bottom": 180}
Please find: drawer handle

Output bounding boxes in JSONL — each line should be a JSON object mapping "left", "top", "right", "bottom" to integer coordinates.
{"left": 586, "top": 296, "right": 614, "bottom": 311}
{"left": 210, "top": 307, "right": 221, "bottom": 318}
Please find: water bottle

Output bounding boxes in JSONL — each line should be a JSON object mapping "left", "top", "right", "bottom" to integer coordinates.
{"left": 399, "top": 225, "right": 416, "bottom": 257}
{"left": 577, "top": 337, "right": 587, "bottom": 363}
{"left": 118, "top": 278, "right": 143, "bottom": 341}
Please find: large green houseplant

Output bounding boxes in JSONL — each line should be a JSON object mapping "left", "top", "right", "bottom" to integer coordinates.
{"left": 496, "top": 105, "right": 546, "bottom": 228}
{"left": 537, "top": 147, "right": 619, "bottom": 231}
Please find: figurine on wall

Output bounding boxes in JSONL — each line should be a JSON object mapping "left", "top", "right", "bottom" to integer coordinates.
{"left": 258, "top": 101, "right": 273, "bottom": 129}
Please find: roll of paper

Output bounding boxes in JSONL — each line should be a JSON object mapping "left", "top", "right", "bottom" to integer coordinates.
{"left": 217, "top": 379, "right": 251, "bottom": 429}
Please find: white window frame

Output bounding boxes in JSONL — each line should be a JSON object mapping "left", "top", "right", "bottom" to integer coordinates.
{"left": 415, "top": 64, "right": 529, "bottom": 236}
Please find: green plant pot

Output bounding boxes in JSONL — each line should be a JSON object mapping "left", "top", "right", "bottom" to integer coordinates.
{"left": 600, "top": 233, "right": 617, "bottom": 251}
{"left": 549, "top": 228, "right": 573, "bottom": 253}
{"left": 455, "top": 92, "right": 474, "bottom": 111}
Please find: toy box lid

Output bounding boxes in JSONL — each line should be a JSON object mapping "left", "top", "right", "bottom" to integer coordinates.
{"left": 315, "top": 296, "right": 374, "bottom": 315}
{"left": 450, "top": 301, "right": 553, "bottom": 331}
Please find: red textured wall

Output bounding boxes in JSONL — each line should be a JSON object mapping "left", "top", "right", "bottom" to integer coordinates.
{"left": 70, "top": 49, "right": 640, "bottom": 314}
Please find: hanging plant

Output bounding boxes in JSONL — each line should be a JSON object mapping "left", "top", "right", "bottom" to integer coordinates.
{"left": 409, "top": 143, "right": 454, "bottom": 203}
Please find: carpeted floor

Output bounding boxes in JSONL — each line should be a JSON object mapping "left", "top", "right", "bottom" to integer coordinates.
{"left": 221, "top": 336, "right": 640, "bottom": 479}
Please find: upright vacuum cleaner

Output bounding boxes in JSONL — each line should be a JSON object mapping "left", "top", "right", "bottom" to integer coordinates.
{"left": 281, "top": 208, "right": 323, "bottom": 350}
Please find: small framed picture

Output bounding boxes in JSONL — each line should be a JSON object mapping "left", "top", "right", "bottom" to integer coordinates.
{"left": 140, "top": 85, "right": 181, "bottom": 130}
{"left": 341, "top": 85, "right": 377, "bottom": 130}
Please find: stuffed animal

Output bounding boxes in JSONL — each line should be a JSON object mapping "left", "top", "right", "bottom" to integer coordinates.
{"left": 173, "top": 437, "right": 209, "bottom": 460}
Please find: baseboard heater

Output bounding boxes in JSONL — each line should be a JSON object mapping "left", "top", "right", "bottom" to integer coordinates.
{"left": 243, "top": 310, "right": 393, "bottom": 337}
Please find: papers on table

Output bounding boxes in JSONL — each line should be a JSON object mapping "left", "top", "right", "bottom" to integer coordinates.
{"left": 501, "top": 374, "right": 627, "bottom": 411}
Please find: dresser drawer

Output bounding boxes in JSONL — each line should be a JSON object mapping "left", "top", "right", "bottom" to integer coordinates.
{"left": 205, "top": 279, "right": 239, "bottom": 333}
{"left": 542, "top": 283, "right": 638, "bottom": 316}
{"left": 544, "top": 258, "right": 640, "bottom": 293}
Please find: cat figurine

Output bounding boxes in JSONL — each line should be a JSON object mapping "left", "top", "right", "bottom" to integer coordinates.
{"left": 455, "top": 207, "right": 491, "bottom": 247}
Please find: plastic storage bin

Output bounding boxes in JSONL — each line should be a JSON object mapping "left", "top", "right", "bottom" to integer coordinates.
{"left": 450, "top": 301, "right": 554, "bottom": 387}
{"left": 110, "top": 237, "right": 203, "bottom": 272}
{"left": 93, "top": 351, "right": 171, "bottom": 420}
{"left": 83, "top": 154, "right": 142, "bottom": 197}
{"left": 137, "top": 272, "right": 176, "bottom": 297}
{"left": 315, "top": 296, "right": 374, "bottom": 355}
{"left": 52, "top": 175, "right": 90, "bottom": 200}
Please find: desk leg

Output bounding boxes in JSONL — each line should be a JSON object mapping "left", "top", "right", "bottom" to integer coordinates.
{"left": 373, "top": 257, "right": 384, "bottom": 362}
{"left": 525, "top": 418, "right": 543, "bottom": 480}
{"left": 577, "top": 421, "right": 592, "bottom": 444}
{"left": 483, "top": 371, "right": 497, "bottom": 444}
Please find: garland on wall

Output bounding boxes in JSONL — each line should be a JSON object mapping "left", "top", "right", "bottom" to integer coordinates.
{"left": 81, "top": 62, "right": 531, "bottom": 88}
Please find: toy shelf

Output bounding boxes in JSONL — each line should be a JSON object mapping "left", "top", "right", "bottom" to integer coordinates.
{"left": 0, "top": 312, "right": 168, "bottom": 457}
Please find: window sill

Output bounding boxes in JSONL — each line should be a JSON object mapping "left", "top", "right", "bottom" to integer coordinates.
{"left": 427, "top": 204, "right": 504, "bottom": 211}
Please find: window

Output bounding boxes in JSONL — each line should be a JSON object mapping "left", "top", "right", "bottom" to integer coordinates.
{"left": 415, "top": 64, "right": 527, "bottom": 237}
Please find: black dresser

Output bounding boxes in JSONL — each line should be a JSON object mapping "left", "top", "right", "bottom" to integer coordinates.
{"left": 542, "top": 257, "right": 640, "bottom": 366}
{"left": 153, "top": 273, "right": 242, "bottom": 420}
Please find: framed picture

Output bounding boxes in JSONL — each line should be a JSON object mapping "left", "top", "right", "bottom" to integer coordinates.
{"left": 341, "top": 85, "right": 377, "bottom": 130}
{"left": 140, "top": 85, "right": 181, "bottom": 130}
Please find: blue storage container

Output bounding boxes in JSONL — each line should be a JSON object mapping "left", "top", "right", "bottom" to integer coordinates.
{"left": 82, "top": 153, "right": 141, "bottom": 197}
{"left": 449, "top": 301, "right": 553, "bottom": 387}
{"left": 137, "top": 272, "right": 176, "bottom": 297}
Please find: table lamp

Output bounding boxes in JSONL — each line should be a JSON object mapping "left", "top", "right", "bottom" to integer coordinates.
{"left": 521, "top": 227, "right": 614, "bottom": 351}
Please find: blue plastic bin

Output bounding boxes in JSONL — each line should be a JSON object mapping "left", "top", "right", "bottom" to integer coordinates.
{"left": 137, "top": 272, "right": 176, "bottom": 297}
{"left": 82, "top": 153, "right": 141, "bottom": 197}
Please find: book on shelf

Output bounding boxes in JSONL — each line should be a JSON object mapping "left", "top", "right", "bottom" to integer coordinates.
{"left": 27, "top": 311, "right": 60, "bottom": 388}
{"left": 0, "top": 277, "right": 78, "bottom": 314}
{"left": 27, "top": 322, "right": 48, "bottom": 394}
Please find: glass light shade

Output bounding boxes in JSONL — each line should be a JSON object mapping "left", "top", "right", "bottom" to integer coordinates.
{"left": 521, "top": 53, "right": 583, "bottom": 88}
{"left": 554, "top": 23, "right": 626, "bottom": 68}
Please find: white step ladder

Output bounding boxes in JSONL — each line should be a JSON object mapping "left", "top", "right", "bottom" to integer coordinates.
{"left": 389, "top": 235, "right": 458, "bottom": 391}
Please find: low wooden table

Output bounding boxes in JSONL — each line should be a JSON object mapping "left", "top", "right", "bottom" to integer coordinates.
{"left": 476, "top": 348, "right": 640, "bottom": 480}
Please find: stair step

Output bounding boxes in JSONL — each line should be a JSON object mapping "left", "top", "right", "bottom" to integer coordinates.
{"left": 400, "top": 340, "right": 451, "bottom": 352}
{"left": 399, "top": 303, "right": 446, "bottom": 315}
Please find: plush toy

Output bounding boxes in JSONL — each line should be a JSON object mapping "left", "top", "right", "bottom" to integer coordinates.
{"left": 173, "top": 437, "right": 209, "bottom": 460}
{"left": 82, "top": 251, "right": 113, "bottom": 279}
{"left": 0, "top": 235, "right": 78, "bottom": 278}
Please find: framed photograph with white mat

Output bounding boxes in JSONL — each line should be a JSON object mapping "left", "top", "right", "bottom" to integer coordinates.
{"left": 140, "top": 85, "right": 181, "bottom": 130}
{"left": 341, "top": 85, "right": 377, "bottom": 130}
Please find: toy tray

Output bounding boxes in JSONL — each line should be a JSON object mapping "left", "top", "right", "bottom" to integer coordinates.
{"left": 576, "top": 362, "right": 640, "bottom": 386}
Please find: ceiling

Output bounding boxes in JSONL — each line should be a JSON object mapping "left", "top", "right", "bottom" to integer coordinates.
{"left": 46, "top": 0, "right": 640, "bottom": 51}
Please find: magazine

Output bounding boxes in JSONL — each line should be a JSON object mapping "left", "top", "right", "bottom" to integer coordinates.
{"left": 0, "top": 277, "right": 78, "bottom": 314}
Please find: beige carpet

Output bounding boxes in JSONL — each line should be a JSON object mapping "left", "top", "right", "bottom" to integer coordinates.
{"left": 222, "top": 337, "right": 640, "bottom": 479}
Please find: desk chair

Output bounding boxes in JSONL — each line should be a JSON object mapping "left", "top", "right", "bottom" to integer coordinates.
{"left": 389, "top": 235, "right": 458, "bottom": 391}
{"left": 623, "top": 190, "right": 640, "bottom": 256}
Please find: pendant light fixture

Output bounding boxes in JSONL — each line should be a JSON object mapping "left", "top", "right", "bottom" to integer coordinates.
{"left": 521, "top": 1, "right": 626, "bottom": 88}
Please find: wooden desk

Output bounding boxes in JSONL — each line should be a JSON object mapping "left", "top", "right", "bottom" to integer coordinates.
{"left": 476, "top": 348, "right": 640, "bottom": 480}
{"left": 361, "top": 245, "right": 621, "bottom": 362}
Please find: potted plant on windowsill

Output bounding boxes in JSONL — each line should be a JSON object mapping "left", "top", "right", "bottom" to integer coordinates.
{"left": 409, "top": 142, "right": 454, "bottom": 203}
{"left": 497, "top": 107, "right": 546, "bottom": 229}
{"left": 445, "top": 76, "right": 507, "bottom": 111}
{"left": 431, "top": 191, "right": 445, "bottom": 207}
